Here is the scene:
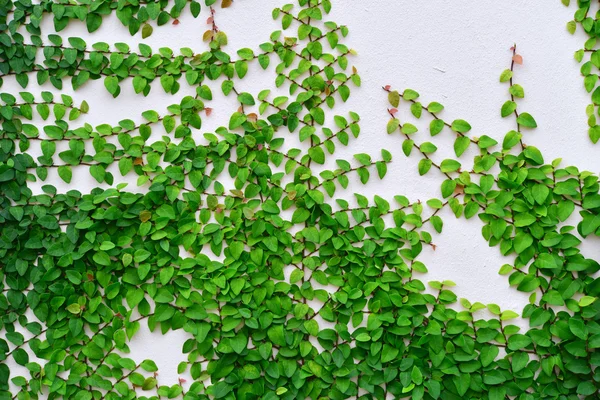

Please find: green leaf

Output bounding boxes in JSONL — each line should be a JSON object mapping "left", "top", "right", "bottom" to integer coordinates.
{"left": 453, "top": 136, "right": 470, "bottom": 157}
{"left": 140, "top": 360, "right": 158, "bottom": 372}
{"left": 579, "top": 296, "right": 597, "bottom": 307}
{"left": 508, "top": 334, "right": 532, "bottom": 350}
{"left": 93, "top": 251, "right": 111, "bottom": 266}
{"left": 238, "top": 92, "right": 255, "bottom": 105}
{"left": 387, "top": 118, "right": 399, "bottom": 134}
{"left": 237, "top": 48, "right": 255, "bottom": 60}
{"left": 388, "top": 90, "right": 400, "bottom": 107}
{"left": 430, "top": 119, "right": 444, "bottom": 136}
{"left": 514, "top": 232, "right": 533, "bottom": 253}
{"left": 86, "top": 13, "right": 103, "bottom": 32}
{"left": 499, "top": 69, "right": 513, "bottom": 82}
{"left": 267, "top": 325, "right": 286, "bottom": 347}
{"left": 381, "top": 345, "right": 399, "bottom": 363}
{"left": 569, "top": 318, "right": 588, "bottom": 340}
{"left": 500, "top": 310, "right": 519, "bottom": 321}
{"left": 290, "top": 269, "right": 304, "bottom": 284}
{"left": 509, "top": 84, "right": 525, "bottom": 98}
{"left": 523, "top": 146, "right": 544, "bottom": 165}
{"left": 501, "top": 101, "right": 517, "bottom": 117}
{"left": 142, "top": 377, "right": 157, "bottom": 390}
{"left": 211, "top": 381, "right": 232, "bottom": 398}
{"left": 411, "top": 366, "right": 423, "bottom": 385}
{"left": 229, "top": 112, "right": 247, "bottom": 129}
{"left": 580, "top": 214, "right": 600, "bottom": 237}
{"left": 517, "top": 112, "right": 537, "bottom": 128}
{"left": 67, "top": 304, "right": 81, "bottom": 314}
{"left": 308, "top": 147, "right": 325, "bottom": 164}
{"left": 104, "top": 76, "right": 120, "bottom": 97}
{"left": 532, "top": 184, "right": 549, "bottom": 205}
{"left": 418, "top": 159, "right": 432, "bottom": 175}
{"left": 403, "top": 89, "right": 419, "bottom": 100}
{"left": 590, "top": 125, "right": 600, "bottom": 144}
{"left": 451, "top": 119, "right": 471, "bottom": 133}
{"left": 440, "top": 159, "right": 461, "bottom": 173}
{"left": 142, "top": 24, "right": 153, "bottom": 38}
{"left": 427, "top": 102, "right": 444, "bottom": 113}
{"left": 58, "top": 165, "right": 72, "bottom": 183}
{"left": 354, "top": 153, "right": 372, "bottom": 166}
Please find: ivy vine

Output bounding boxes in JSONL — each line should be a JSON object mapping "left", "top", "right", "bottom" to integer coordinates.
{"left": 0, "top": 0, "right": 599, "bottom": 399}
{"left": 564, "top": 0, "right": 600, "bottom": 143}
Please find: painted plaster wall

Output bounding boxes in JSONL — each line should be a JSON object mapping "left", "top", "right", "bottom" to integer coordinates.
{"left": 3, "top": 0, "right": 600, "bottom": 393}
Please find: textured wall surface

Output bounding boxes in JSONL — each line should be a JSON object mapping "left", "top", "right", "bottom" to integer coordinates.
{"left": 4, "top": 0, "right": 600, "bottom": 390}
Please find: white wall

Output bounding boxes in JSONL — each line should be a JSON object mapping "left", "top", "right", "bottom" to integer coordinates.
{"left": 3, "top": 0, "right": 600, "bottom": 394}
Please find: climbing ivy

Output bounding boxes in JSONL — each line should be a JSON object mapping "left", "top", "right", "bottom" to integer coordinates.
{"left": 0, "top": 0, "right": 599, "bottom": 399}
{"left": 385, "top": 44, "right": 600, "bottom": 398}
{"left": 0, "top": 0, "right": 231, "bottom": 38}
{"left": 564, "top": 0, "right": 600, "bottom": 143}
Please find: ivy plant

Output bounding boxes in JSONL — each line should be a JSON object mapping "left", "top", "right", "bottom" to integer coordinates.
{"left": 0, "top": 0, "right": 599, "bottom": 399}
{"left": 563, "top": 0, "right": 600, "bottom": 143}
